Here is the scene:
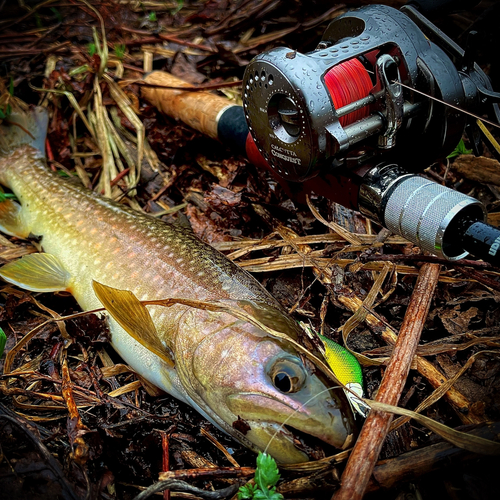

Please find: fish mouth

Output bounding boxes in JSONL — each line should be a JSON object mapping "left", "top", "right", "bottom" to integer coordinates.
{"left": 230, "top": 394, "right": 355, "bottom": 464}
{"left": 227, "top": 393, "right": 355, "bottom": 464}
{"left": 239, "top": 418, "right": 351, "bottom": 464}
{"left": 282, "top": 424, "right": 338, "bottom": 461}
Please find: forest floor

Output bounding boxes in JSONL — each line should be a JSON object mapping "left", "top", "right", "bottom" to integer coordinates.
{"left": 1, "top": 1, "right": 500, "bottom": 499}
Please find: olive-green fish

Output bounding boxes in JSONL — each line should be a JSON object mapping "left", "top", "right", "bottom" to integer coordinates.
{"left": 0, "top": 108, "right": 356, "bottom": 463}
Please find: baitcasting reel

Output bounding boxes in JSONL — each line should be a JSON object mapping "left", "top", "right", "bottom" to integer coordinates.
{"left": 242, "top": 3, "right": 500, "bottom": 263}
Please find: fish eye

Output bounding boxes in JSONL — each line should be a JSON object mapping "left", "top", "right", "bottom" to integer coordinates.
{"left": 270, "top": 357, "right": 306, "bottom": 394}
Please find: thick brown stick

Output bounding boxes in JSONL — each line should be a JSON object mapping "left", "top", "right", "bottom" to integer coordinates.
{"left": 452, "top": 155, "right": 500, "bottom": 187}
{"left": 276, "top": 423, "right": 500, "bottom": 496}
{"left": 368, "top": 422, "right": 500, "bottom": 492}
{"left": 333, "top": 263, "right": 441, "bottom": 500}
{"left": 142, "top": 71, "right": 235, "bottom": 140}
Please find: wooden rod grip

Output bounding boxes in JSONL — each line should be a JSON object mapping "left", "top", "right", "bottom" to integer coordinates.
{"left": 142, "top": 71, "right": 235, "bottom": 140}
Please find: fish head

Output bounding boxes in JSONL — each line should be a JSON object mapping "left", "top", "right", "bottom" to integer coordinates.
{"left": 90, "top": 283, "right": 357, "bottom": 464}
{"left": 186, "top": 307, "right": 357, "bottom": 464}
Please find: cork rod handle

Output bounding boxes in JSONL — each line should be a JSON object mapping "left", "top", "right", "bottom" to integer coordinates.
{"left": 142, "top": 71, "right": 235, "bottom": 140}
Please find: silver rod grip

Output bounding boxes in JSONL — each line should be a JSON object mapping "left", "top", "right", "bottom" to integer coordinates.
{"left": 383, "top": 176, "right": 485, "bottom": 260}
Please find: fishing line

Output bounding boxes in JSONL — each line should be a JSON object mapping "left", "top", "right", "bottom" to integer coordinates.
{"left": 262, "top": 385, "right": 343, "bottom": 457}
{"left": 394, "top": 80, "right": 500, "bottom": 130}
{"left": 324, "top": 59, "right": 373, "bottom": 127}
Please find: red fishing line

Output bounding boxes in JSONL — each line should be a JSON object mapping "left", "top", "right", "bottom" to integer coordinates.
{"left": 324, "top": 58, "right": 373, "bottom": 127}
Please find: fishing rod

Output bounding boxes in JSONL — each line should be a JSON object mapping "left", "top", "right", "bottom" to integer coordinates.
{"left": 141, "top": 1, "right": 500, "bottom": 266}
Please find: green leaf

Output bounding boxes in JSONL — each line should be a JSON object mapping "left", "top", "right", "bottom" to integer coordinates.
{"left": 447, "top": 139, "right": 473, "bottom": 159}
{"left": 114, "top": 44, "right": 126, "bottom": 60}
{"left": 148, "top": 11, "right": 157, "bottom": 21}
{"left": 0, "top": 327, "right": 6, "bottom": 358}
{"left": 238, "top": 484, "right": 258, "bottom": 499}
{"left": 50, "top": 7, "right": 62, "bottom": 23}
{"left": 0, "top": 191, "right": 17, "bottom": 202}
{"left": 255, "top": 453, "right": 280, "bottom": 492}
{"left": 88, "top": 42, "right": 97, "bottom": 57}
{"left": 237, "top": 453, "right": 283, "bottom": 500}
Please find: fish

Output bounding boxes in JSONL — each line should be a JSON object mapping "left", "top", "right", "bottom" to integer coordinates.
{"left": 0, "top": 107, "right": 356, "bottom": 463}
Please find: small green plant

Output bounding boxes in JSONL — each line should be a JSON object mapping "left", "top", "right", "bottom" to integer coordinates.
{"left": 88, "top": 42, "right": 97, "bottom": 57}
{"left": 447, "top": 139, "right": 473, "bottom": 159}
{"left": 0, "top": 104, "right": 11, "bottom": 120}
{"left": 0, "top": 327, "right": 6, "bottom": 358}
{"left": 50, "top": 7, "right": 62, "bottom": 23}
{"left": 0, "top": 191, "right": 17, "bottom": 202}
{"left": 238, "top": 453, "right": 283, "bottom": 500}
{"left": 172, "top": 0, "right": 184, "bottom": 15}
{"left": 148, "top": 11, "right": 157, "bottom": 22}
{"left": 114, "top": 44, "right": 126, "bottom": 60}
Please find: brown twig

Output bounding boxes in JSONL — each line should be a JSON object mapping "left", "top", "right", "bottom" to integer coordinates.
{"left": 276, "top": 422, "right": 500, "bottom": 496}
{"left": 367, "top": 422, "right": 500, "bottom": 493}
{"left": 61, "top": 351, "right": 90, "bottom": 467}
{"left": 160, "top": 431, "right": 170, "bottom": 500}
{"left": 159, "top": 467, "right": 256, "bottom": 482}
{"left": 333, "top": 263, "right": 441, "bottom": 500}
{"left": 360, "top": 252, "right": 494, "bottom": 269}
{"left": 457, "top": 266, "right": 500, "bottom": 292}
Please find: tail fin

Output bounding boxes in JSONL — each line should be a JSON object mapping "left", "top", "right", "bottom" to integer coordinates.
{"left": 0, "top": 106, "right": 48, "bottom": 157}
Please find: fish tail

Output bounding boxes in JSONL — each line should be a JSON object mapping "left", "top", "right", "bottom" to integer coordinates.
{"left": 0, "top": 106, "right": 48, "bottom": 157}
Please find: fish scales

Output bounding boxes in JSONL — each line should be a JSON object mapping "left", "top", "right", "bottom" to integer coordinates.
{"left": 0, "top": 109, "right": 356, "bottom": 463}
{"left": 2, "top": 147, "right": 273, "bottom": 308}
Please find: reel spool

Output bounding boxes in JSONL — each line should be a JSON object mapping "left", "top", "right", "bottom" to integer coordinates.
{"left": 324, "top": 58, "right": 373, "bottom": 127}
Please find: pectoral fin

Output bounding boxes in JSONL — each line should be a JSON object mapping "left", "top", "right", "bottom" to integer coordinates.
{"left": 0, "top": 253, "right": 70, "bottom": 292}
{"left": 0, "top": 197, "right": 30, "bottom": 238}
{"left": 92, "top": 281, "right": 175, "bottom": 368}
